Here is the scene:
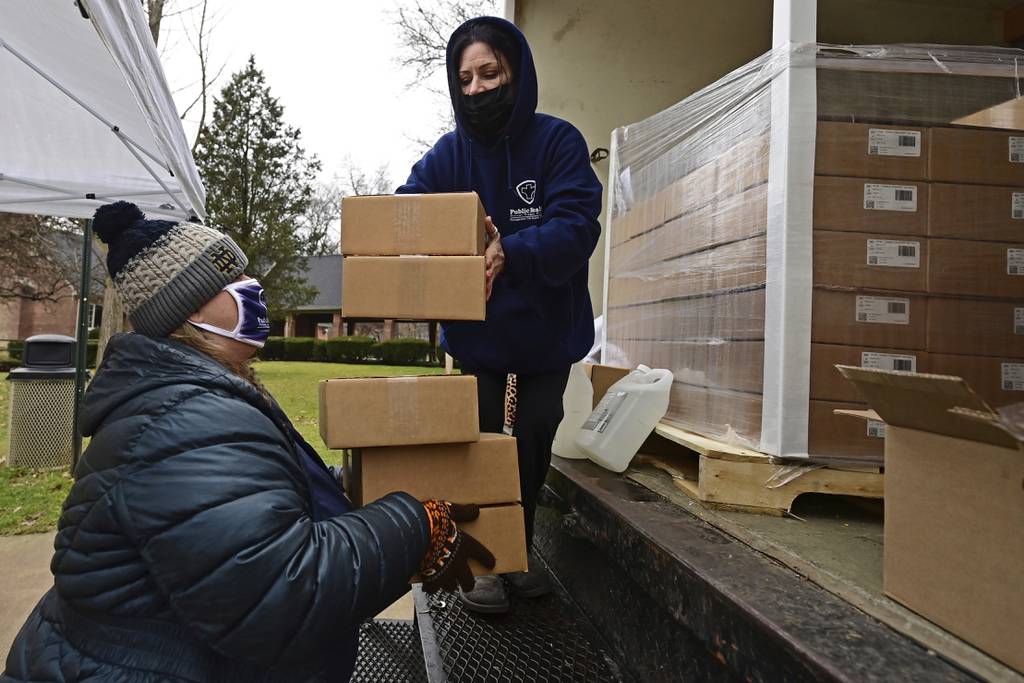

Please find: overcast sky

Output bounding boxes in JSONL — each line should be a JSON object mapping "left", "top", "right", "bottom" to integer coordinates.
{"left": 158, "top": 1, "right": 489, "bottom": 190}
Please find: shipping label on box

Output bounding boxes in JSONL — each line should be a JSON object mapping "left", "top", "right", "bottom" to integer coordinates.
{"left": 863, "top": 183, "right": 918, "bottom": 212}
{"left": 866, "top": 419, "right": 887, "bottom": 439}
{"left": 1016, "top": 307, "right": 1024, "bottom": 335}
{"left": 868, "top": 129, "right": 922, "bottom": 157}
{"left": 856, "top": 296, "right": 910, "bottom": 325}
{"left": 1013, "top": 192, "right": 1024, "bottom": 220}
{"left": 1009, "top": 248, "right": 1024, "bottom": 276}
{"left": 1009, "top": 136, "right": 1024, "bottom": 163}
{"left": 1002, "top": 362, "right": 1024, "bottom": 391}
{"left": 866, "top": 239, "right": 921, "bottom": 268}
{"left": 861, "top": 351, "right": 916, "bottom": 373}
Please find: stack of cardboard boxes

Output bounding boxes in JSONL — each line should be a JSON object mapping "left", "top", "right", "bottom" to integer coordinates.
{"left": 319, "top": 192, "right": 527, "bottom": 575}
{"left": 605, "top": 58, "right": 1023, "bottom": 463}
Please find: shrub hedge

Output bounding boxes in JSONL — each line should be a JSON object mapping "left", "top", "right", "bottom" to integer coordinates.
{"left": 324, "top": 335, "right": 377, "bottom": 363}
{"left": 255, "top": 335, "right": 436, "bottom": 365}
{"left": 377, "top": 338, "right": 431, "bottom": 365}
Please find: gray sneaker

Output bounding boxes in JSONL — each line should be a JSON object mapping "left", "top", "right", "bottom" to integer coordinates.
{"left": 502, "top": 555, "right": 552, "bottom": 598}
{"left": 458, "top": 574, "right": 510, "bottom": 614}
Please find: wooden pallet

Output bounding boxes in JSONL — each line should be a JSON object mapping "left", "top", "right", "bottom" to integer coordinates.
{"left": 631, "top": 423, "right": 884, "bottom": 515}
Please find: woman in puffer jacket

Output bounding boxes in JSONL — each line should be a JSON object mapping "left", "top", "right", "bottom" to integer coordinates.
{"left": 2, "top": 202, "right": 492, "bottom": 683}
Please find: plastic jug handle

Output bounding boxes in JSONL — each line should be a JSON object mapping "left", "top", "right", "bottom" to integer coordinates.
{"left": 650, "top": 369, "right": 674, "bottom": 385}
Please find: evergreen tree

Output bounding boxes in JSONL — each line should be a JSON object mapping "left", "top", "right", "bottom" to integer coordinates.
{"left": 194, "top": 56, "right": 321, "bottom": 315}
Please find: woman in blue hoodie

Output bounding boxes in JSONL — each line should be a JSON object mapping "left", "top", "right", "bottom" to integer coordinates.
{"left": 398, "top": 16, "right": 603, "bottom": 614}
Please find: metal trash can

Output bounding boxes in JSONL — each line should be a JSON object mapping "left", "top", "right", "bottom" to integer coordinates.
{"left": 6, "top": 334, "right": 80, "bottom": 468}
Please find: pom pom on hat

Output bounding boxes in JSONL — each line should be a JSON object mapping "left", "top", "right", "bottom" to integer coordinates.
{"left": 93, "top": 201, "right": 145, "bottom": 245}
{"left": 89, "top": 200, "right": 249, "bottom": 338}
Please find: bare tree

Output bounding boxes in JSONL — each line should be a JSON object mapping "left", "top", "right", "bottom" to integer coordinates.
{"left": 0, "top": 214, "right": 102, "bottom": 303}
{"left": 392, "top": 0, "right": 500, "bottom": 87}
{"left": 342, "top": 159, "right": 394, "bottom": 197}
{"left": 390, "top": 0, "right": 500, "bottom": 154}
{"left": 301, "top": 181, "right": 344, "bottom": 256}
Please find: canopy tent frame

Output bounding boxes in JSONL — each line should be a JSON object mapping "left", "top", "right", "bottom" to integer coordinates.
{"left": 0, "top": 36, "right": 191, "bottom": 217}
{"left": 0, "top": 0, "right": 206, "bottom": 470}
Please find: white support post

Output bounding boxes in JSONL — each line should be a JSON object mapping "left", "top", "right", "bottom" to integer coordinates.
{"left": 761, "top": 0, "right": 818, "bottom": 457}
{"left": 599, "top": 132, "right": 618, "bottom": 365}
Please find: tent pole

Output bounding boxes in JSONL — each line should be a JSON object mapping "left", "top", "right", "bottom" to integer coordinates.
{"left": 71, "top": 219, "right": 93, "bottom": 473}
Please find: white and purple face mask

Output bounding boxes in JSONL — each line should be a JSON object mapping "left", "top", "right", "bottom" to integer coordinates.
{"left": 190, "top": 278, "right": 271, "bottom": 348}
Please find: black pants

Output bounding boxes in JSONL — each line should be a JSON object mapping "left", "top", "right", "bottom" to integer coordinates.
{"left": 470, "top": 367, "right": 570, "bottom": 551}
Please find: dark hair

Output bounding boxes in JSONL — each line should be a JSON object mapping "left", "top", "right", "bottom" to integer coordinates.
{"left": 448, "top": 20, "right": 521, "bottom": 94}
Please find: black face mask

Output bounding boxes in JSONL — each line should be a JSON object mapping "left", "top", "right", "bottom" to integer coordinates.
{"left": 460, "top": 84, "right": 515, "bottom": 142}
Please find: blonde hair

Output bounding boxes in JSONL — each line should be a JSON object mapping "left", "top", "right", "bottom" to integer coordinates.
{"left": 167, "top": 322, "right": 264, "bottom": 391}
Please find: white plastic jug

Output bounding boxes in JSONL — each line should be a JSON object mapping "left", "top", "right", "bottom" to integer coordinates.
{"left": 551, "top": 362, "right": 594, "bottom": 459}
{"left": 575, "top": 365, "right": 674, "bottom": 473}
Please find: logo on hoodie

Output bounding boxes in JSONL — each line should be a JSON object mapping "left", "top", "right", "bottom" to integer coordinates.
{"left": 516, "top": 180, "right": 537, "bottom": 205}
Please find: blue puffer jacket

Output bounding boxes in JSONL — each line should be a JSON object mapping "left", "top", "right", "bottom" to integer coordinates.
{"left": 2, "top": 333, "right": 429, "bottom": 682}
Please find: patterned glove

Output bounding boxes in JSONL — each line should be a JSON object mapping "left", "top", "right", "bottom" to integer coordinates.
{"left": 419, "top": 500, "right": 496, "bottom": 594}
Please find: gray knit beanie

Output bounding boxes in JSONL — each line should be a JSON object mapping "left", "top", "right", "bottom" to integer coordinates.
{"left": 92, "top": 202, "right": 248, "bottom": 338}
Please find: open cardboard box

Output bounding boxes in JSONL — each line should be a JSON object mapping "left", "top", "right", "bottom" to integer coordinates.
{"left": 836, "top": 366, "right": 1024, "bottom": 673}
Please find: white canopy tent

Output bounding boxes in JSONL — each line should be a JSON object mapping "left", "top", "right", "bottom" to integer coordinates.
{"left": 0, "top": 0, "right": 205, "bottom": 221}
{"left": 1, "top": 0, "right": 207, "bottom": 464}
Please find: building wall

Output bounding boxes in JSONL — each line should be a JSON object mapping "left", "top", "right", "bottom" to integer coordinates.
{"left": 0, "top": 298, "right": 23, "bottom": 342}
{"left": 18, "top": 297, "right": 78, "bottom": 339}
{"left": 818, "top": 0, "right": 1008, "bottom": 46}
{"left": 515, "top": 0, "right": 1011, "bottom": 314}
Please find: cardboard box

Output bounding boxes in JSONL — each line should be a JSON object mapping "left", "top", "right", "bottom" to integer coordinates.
{"left": 810, "top": 343, "right": 928, "bottom": 403}
{"left": 927, "top": 238, "right": 1024, "bottom": 299}
{"left": 811, "top": 289, "right": 927, "bottom": 350}
{"left": 608, "top": 236, "right": 765, "bottom": 306}
{"left": 927, "top": 354, "right": 1024, "bottom": 408}
{"left": 713, "top": 183, "right": 768, "bottom": 244}
{"left": 930, "top": 126, "right": 1024, "bottom": 187}
{"left": 461, "top": 504, "right": 528, "bottom": 575}
{"left": 342, "top": 256, "right": 485, "bottom": 320}
{"left": 808, "top": 399, "right": 884, "bottom": 462}
{"left": 638, "top": 340, "right": 764, "bottom": 394}
{"left": 587, "top": 364, "right": 630, "bottom": 409}
{"left": 346, "top": 433, "right": 520, "bottom": 507}
{"left": 928, "top": 183, "right": 1024, "bottom": 242}
{"left": 813, "top": 231, "right": 927, "bottom": 292}
{"left": 319, "top": 375, "right": 479, "bottom": 448}
{"left": 813, "top": 176, "right": 927, "bottom": 236}
{"left": 716, "top": 131, "right": 770, "bottom": 197}
{"left": 926, "top": 297, "right": 1024, "bottom": 359}
{"left": 666, "top": 383, "right": 763, "bottom": 446}
{"left": 341, "top": 192, "right": 485, "bottom": 256}
{"left": 836, "top": 366, "right": 1024, "bottom": 672}
{"left": 815, "top": 122, "right": 929, "bottom": 181}
{"left": 606, "top": 288, "right": 766, "bottom": 343}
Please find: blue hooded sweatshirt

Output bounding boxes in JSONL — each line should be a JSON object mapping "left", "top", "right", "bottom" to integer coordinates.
{"left": 397, "top": 17, "right": 603, "bottom": 376}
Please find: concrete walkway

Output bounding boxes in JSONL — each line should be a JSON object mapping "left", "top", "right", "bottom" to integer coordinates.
{"left": 0, "top": 532, "right": 55, "bottom": 660}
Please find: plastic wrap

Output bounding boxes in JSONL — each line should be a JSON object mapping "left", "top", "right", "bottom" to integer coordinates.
{"left": 604, "top": 43, "right": 1024, "bottom": 462}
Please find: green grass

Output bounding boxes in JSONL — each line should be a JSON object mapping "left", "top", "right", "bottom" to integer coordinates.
{"left": 0, "top": 371, "right": 7, "bottom": 458}
{"left": 0, "top": 362, "right": 445, "bottom": 535}
{"left": 0, "top": 467, "right": 73, "bottom": 535}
